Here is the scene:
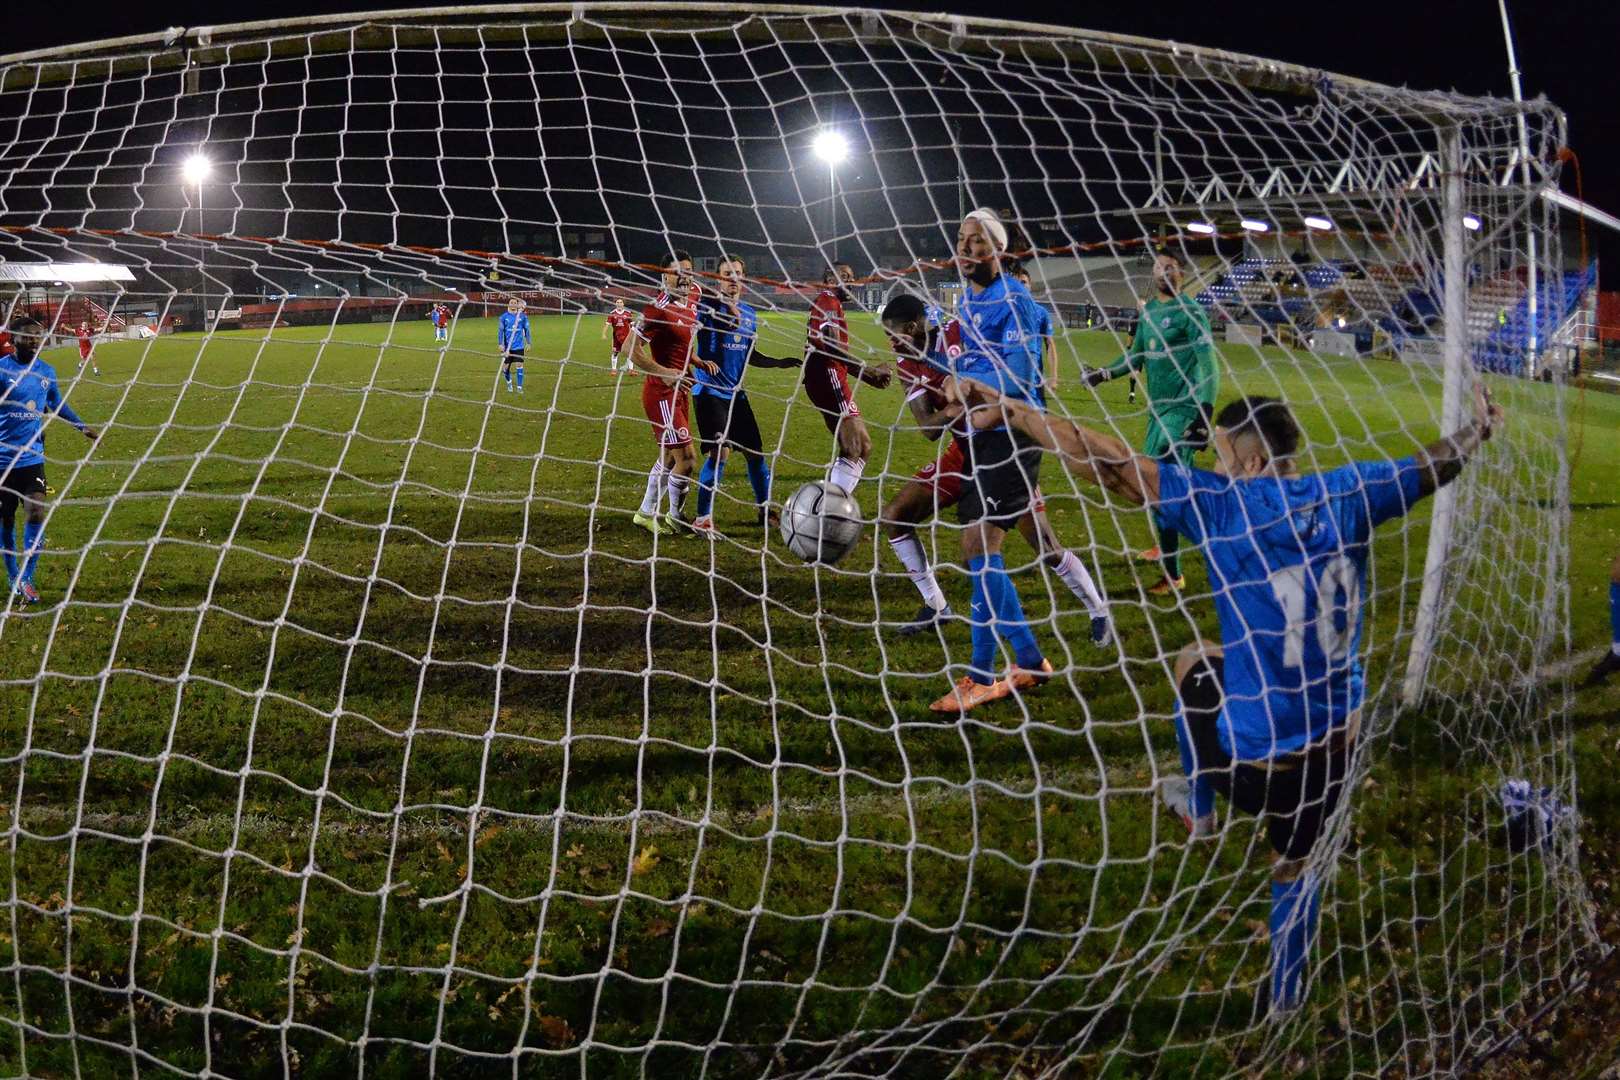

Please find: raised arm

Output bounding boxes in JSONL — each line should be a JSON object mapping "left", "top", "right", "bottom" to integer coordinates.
{"left": 1412, "top": 382, "right": 1503, "bottom": 498}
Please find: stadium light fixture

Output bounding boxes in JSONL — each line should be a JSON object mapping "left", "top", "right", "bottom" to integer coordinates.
{"left": 182, "top": 153, "right": 212, "bottom": 186}
{"left": 1463, "top": 214, "right": 1482, "bottom": 231}
{"left": 812, "top": 129, "right": 849, "bottom": 165}
{"left": 1240, "top": 219, "right": 1271, "bottom": 233}
{"left": 1185, "top": 222, "right": 1215, "bottom": 235}
{"left": 1303, "top": 215, "right": 1334, "bottom": 231}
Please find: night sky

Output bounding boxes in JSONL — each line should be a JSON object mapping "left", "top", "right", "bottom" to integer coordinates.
{"left": 3, "top": 2, "right": 1615, "bottom": 290}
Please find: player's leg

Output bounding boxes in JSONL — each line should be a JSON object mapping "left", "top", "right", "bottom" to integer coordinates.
{"left": 1017, "top": 506, "right": 1110, "bottom": 644}
{"left": 931, "top": 431, "right": 1048, "bottom": 712}
{"left": 1162, "top": 642, "right": 1232, "bottom": 836}
{"left": 14, "top": 468, "right": 48, "bottom": 603}
{"left": 1586, "top": 551, "right": 1620, "bottom": 685}
{"left": 512, "top": 356, "right": 525, "bottom": 393}
{"left": 724, "top": 392, "right": 775, "bottom": 525}
{"left": 501, "top": 354, "right": 514, "bottom": 391}
{"left": 663, "top": 395, "right": 696, "bottom": 530}
{"left": 883, "top": 475, "right": 952, "bottom": 632}
{"left": 692, "top": 394, "right": 727, "bottom": 534}
{"left": 828, "top": 407, "right": 870, "bottom": 494}
{"left": 634, "top": 381, "right": 670, "bottom": 535}
{"left": 1145, "top": 442, "right": 1190, "bottom": 594}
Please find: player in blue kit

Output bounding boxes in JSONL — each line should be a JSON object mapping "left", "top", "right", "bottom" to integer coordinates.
{"left": 949, "top": 372, "right": 1503, "bottom": 1017}
{"left": 0, "top": 318, "right": 99, "bottom": 604}
{"left": 1007, "top": 262, "right": 1057, "bottom": 391}
{"left": 690, "top": 256, "right": 801, "bottom": 537}
{"left": 497, "top": 298, "right": 531, "bottom": 393}
{"left": 927, "top": 208, "right": 1056, "bottom": 714}
{"left": 1588, "top": 550, "right": 1620, "bottom": 685}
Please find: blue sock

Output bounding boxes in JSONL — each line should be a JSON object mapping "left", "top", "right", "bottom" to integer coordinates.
{"left": 1269, "top": 875, "right": 1322, "bottom": 1012}
{"left": 1, "top": 521, "right": 15, "bottom": 583}
{"left": 1172, "top": 704, "right": 1217, "bottom": 818}
{"left": 504, "top": 368, "right": 512, "bottom": 387}
{"left": 1610, "top": 582, "right": 1620, "bottom": 650}
{"left": 966, "top": 554, "right": 998, "bottom": 684}
{"left": 515, "top": 366, "right": 524, "bottom": 389}
{"left": 20, "top": 522, "right": 43, "bottom": 584}
{"left": 983, "top": 554, "right": 1044, "bottom": 670}
{"left": 745, "top": 457, "right": 771, "bottom": 507}
{"left": 696, "top": 456, "right": 724, "bottom": 520}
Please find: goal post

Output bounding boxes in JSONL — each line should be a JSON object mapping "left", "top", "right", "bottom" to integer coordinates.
{"left": 0, "top": 7, "right": 1597, "bottom": 1078}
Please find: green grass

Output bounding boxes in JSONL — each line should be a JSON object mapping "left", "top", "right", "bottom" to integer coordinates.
{"left": 0, "top": 312, "right": 1608, "bottom": 1078}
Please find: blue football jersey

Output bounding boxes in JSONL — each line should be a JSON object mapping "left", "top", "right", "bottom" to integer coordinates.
{"left": 1155, "top": 458, "right": 1425, "bottom": 760}
{"left": 0, "top": 356, "right": 83, "bottom": 469}
{"left": 693, "top": 299, "right": 757, "bottom": 399}
{"left": 953, "top": 273, "right": 1047, "bottom": 413}
{"left": 497, "top": 311, "right": 530, "bottom": 351}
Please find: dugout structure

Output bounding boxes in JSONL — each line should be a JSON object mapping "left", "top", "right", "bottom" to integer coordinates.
{"left": 0, "top": 6, "right": 1596, "bottom": 1078}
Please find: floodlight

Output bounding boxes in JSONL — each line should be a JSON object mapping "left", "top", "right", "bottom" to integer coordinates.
{"left": 1185, "top": 222, "right": 1215, "bottom": 235}
{"left": 1303, "top": 216, "right": 1333, "bottom": 231}
{"left": 182, "top": 153, "right": 212, "bottom": 185}
{"left": 1463, "top": 215, "right": 1482, "bottom": 231}
{"left": 812, "top": 129, "right": 849, "bottom": 165}
{"left": 1240, "top": 219, "right": 1271, "bottom": 233}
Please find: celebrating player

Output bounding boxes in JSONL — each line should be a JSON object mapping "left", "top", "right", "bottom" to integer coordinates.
{"left": 1587, "top": 551, "right": 1620, "bottom": 685}
{"left": 432, "top": 303, "right": 451, "bottom": 344}
{"left": 923, "top": 208, "right": 1055, "bottom": 713}
{"left": 1007, "top": 263, "right": 1057, "bottom": 391}
{"left": 603, "top": 296, "right": 634, "bottom": 374}
{"left": 497, "top": 299, "right": 530, "bottom": 393}
{"left": 0, "top": 318, "right": 99, "bottom": 604}
{"left": 953, "top": 370, "right": 1502, "bottom": 1017}
{"left": 75, "top": 323, "right": 99, "bottom": 376}
{"left": 879, "top": 292, "right": 1109, "bottom": 644}
{"left": 629, "top": 250, "right": 717, "bottom": 536}
{"left": 690, "top": 256, "right": 800, "bottom": 536}
{"left": 801, "top": 262, "right": 891, "bottom": 495}
{"left": 1083, "top": 251, "right": 1219, "bottom": 595}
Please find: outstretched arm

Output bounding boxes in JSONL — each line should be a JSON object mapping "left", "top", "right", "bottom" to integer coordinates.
{"left": 947, "top": 378, "right": 1160, "bottom": 504}
{"left": 1412, "top": 382, "right": 1503, "bottom": 498}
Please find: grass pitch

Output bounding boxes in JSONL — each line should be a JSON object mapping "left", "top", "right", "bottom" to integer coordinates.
{"left": 0, "top": 311, "right": 1611, "bottom": 1078}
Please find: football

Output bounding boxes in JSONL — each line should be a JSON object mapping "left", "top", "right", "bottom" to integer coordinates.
{"left": 779, "top": 480, "right": 863, "bottom": 564}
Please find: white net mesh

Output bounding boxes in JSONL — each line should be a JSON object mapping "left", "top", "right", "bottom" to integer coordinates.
{"left": 0, "top": 7, "right": 1597, "bottom": 1077}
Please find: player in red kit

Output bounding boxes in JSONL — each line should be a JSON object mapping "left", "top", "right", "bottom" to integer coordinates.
{"left": 76, "top": 323, "right": 98, "bottom": 376}
{"left": 602, "top": 296, "right": 634, "bottom": 374}
{"left": 629, "top": 250, "right": 717, "bottom": 536}
{"left": 801, "top": 263, "right": 890, "bottom": 495}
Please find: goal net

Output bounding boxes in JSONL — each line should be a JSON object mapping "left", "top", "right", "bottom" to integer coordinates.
{"left": 0, "top": 7, "right": 1596, "bottom": 1077}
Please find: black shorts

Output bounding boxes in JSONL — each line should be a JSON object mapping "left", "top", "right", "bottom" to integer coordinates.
{"left": 0, "top": 463, "right": 46, "bottom": 519}
{"left": 1178, "top": 655, "right": 1350, "bottom": 861}
{"left": 502, "top": 348, "right": 525, "bottom": 366}
{"left": 957, "top": 428, "right": 1041, "bottom": 527}
{"left": 692, "top": 390, "right": 766, "bottom": 460}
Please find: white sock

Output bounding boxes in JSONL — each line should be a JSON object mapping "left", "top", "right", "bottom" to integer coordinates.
{"left": 1052, "top": 550, "right": 1108, "bottom": 619}
{"left": 888, "top": 534, "right": 947, "bottom": 611}
{"left": 827, "top": 456, "right": 865, "bottom": 493}
{"left": 666, "top": 473, "right": 690, "bottom": 516}
{"left": 639, "top": 463, "right": 666, "bottom": 516}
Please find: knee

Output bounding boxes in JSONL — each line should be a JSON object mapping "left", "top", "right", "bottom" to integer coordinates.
{"left": 1173, "top": 640, "right": 1220, "bottom": 687}
{"left": 1611, "top": 554, "right": 1620, "bottom": 585}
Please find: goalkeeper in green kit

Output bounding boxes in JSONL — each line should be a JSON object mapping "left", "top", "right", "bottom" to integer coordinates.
{"left": 1083, "top": 251, "right": 1218, "bottom": 595}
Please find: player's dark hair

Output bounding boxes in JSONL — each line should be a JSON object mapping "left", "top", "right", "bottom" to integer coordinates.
{"left": 663, "top": 249, "right": 691, "bottom": 269}
{"left": 880, "top": 293, "right": 926, "bottom": 326}
{"left": 1006, "top": 260, "right": 1029, "bottom": 280}
{"left": 1215, "top": 396, "right": 1301, "bottom": 461}
{"left": 823, "top": 262, "right": 852, "bottom": 284}
{"left": 1154, "top": 249, "right": 1187, "bottom": 268}
{"left": 719, "top": 254, "right": 745, "bottom": 272}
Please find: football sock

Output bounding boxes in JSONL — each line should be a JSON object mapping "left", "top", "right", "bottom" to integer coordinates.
{"left": 666, "top": 473, "right": 690, "bottom": 517}
{"left": 1171, "top": 703, "right": 1218, "bottom": 819}
{"left": 889, "top": 533, "right": 947, "bottom": 611}
{"left": 827, "top": 456, "right": 864, "bottom": 494}
{"left": 966, "top": 554, "right": 999, "bottom": 684}
{"left": 515, "top": 366, "right": 524, "bottom": 390}
{"left": 1158, "top": 521, "right": 1181, "bottom": 580}
{"left": 1048, "top": 550, "right": 1108, "bottom": 619}
{"left": 696, "top": 456, "right": 725, "bottom": 520}
{"left": 1610, "top": 582, "right": 1620, "bottom": 654}
{"left": 1270, "top": 874, "right": 1322, "bottom": 1013}
{"left": 1, "top": 520, "right": 16, "bottom": 583}
{"left": 745, "top": 456, "right": 771, "bottom": 507}
{"left": 639, "top": 463, "right": 666, "bottom": 517}
{"left": 20, "top": 522, "right": 43, "bottom": 584}
{"left": 503, "top": 368, "right": 512, "bottom": 388}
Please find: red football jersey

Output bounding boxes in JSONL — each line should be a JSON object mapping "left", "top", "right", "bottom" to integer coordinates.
{"left": 607, "top": 308, "right": 634, "bottom": 347}
{"left": 804, "top": 288, "right": 849, "bottom": 371}
{"left": 898, "top": 320, "right": 967, "bottom": 435}
{"left": 636, "top": 292, "right": 698, "bottom": 374}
